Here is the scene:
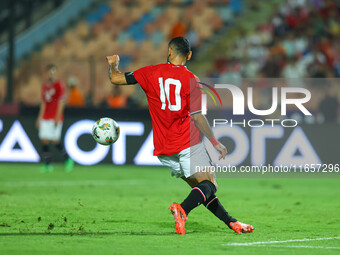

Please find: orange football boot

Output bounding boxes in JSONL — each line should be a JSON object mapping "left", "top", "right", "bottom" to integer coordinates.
{"left": 169, "top": 203, "right": 188, "bottom": 235}
{"left": 229, "top": 221, "right": 254, "bottom": 234}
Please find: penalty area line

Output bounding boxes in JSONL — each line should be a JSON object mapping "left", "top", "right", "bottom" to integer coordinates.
{"left": 222, "top": 236, "right": 340, "bottom": 247}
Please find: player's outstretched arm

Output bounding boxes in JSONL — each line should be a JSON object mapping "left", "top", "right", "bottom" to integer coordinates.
{"left": 191, "top": 112, "right": 228, "bottom": 160}
{"left": 106, "top": 54, "right": 128, "bottom": 85}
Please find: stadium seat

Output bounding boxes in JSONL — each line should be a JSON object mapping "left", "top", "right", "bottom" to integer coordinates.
{"left": 12, "top": 0, "right": 243, "bottom": 107}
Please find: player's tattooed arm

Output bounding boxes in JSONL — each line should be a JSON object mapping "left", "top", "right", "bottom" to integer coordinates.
{"left": 106, "top": 54, "right": 128, "bottom": 85}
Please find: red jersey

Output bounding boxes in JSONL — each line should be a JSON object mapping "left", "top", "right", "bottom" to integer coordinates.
{"left": 134, "top": 63, "right": 202, "bottom": 156}
{"left": 41, "top": 80, "right": 65, "bottom": 121}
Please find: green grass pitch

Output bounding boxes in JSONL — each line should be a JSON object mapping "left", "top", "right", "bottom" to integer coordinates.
{"left": 0, "top": 163, "right": 339, "bottom": 254}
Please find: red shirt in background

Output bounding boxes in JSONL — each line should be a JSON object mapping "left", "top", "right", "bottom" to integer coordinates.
{"left": 42, "top": 80, "right": 65, "bottom": 121}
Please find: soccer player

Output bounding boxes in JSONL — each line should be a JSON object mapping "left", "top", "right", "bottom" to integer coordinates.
{"left": 36, "top": 64, "right": 74, "bottom": 172}
{"left": 106, "top": 37, "right": 254, "bottom": 234}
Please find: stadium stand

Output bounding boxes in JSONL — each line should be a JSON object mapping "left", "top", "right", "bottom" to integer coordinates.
{"left": 3, "top": 0, "right": 339, "bottom": 114}
{"left": 0, "top": 0, "right": 97, "bottom": 72}
{"left": 199, "top": 0, "right": 340, "bottom": 80}
{"left": 1, "top": 0, "right": 243, "bottom": 107}
{"left": 191, "top": 0, "right": 340, "bottom": 116}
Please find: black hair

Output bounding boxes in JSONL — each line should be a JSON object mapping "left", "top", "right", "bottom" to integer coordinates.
{"left": 46, "top": 64, "right": 56, "bottom": 71}
{"left": 168, "top": 37, "right": 191, "bottom": 57}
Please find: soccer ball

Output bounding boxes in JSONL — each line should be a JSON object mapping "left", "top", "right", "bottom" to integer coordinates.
{"left": 92, "top": 117, "right": 120, "bottom": 145}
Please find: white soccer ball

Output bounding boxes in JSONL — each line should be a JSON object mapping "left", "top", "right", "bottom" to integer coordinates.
{"left": 92, "top": 117, "right": 120, "bottom": 145}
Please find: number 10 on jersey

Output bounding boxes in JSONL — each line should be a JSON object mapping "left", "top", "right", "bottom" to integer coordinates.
{"left": 159, "top": 77, "right": 182, "bottom": 111}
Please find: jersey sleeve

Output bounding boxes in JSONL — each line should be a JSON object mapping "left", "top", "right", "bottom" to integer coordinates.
{"left": 133, "top": 65, "right": 155, "bottom": 92}
{"left": 189, "top": 75, "right": 203, "bottom": 115}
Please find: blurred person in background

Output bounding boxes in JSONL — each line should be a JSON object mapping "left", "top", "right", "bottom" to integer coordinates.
{"left": 318, "top": 84, "right": 340, "bottom": 123}
{"left": 67, "top": 76, "right": 85, "bottom": 107}
{"left": 0, "top": 77, "right": 5, "bottom": 105}
{"left": 170, "top": 15, "right": 187, "bottom": 39}
{"left": 185, "top": 22, "right": 199, "bottom": 60}
{"left": 281, "top": 56, "right": 306, "bottom": 81}
{"left": 36, "top": 64, "right": 74, "bottom": 173}
{"left": 106, "top": 86, "right": 128, "bottom": 108}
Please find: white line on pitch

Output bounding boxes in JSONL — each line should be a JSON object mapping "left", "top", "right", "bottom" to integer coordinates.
{"left": 256, "top": 245, "right": 340, "bottom": 250}
{"left": 223, "top": 236, "right": 340, "bottom": 246}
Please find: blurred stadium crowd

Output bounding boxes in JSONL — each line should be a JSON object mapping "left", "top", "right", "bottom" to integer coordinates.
{"left": 0, "top": 0, "right": 239, "bottom": 108}
{"left": 211, "top": 0, "right": 340, "bottom": 80}
{"left": 0, "top": 0, "right": 339, "bottom": 120}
